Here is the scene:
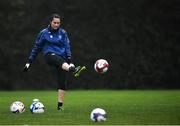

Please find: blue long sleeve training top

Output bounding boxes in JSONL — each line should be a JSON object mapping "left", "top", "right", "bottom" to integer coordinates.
{"left": 28, "top": 26, "right": 72, "bottom": 63}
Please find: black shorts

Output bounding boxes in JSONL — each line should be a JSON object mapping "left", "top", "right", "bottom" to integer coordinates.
{"left": 45, "top": 53, "right": 68, "bottom": 90}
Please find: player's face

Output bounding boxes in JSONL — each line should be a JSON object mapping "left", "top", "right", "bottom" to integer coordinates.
{"left": 50, "top": 18, "right": 60, "bottom": 30}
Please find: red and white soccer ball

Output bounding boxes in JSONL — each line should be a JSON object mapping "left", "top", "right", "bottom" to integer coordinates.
{"left": 94, "top": 59, "right": 109, "bottom": 74}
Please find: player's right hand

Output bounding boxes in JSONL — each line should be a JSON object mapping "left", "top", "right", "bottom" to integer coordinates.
{"left": 23, "top": 63, "right": 31, "bottom": 72}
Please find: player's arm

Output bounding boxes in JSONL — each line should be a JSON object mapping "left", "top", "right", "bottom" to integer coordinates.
{"left": 23, "top": 31, "right": 45, "bottom": 72}
{"left": 64, "top": 32, "right": 73, "bottom": 65}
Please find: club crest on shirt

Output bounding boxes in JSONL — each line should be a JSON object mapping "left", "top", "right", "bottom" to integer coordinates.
{"left": 58, "top": 35, "right": 62, "bottom": 39}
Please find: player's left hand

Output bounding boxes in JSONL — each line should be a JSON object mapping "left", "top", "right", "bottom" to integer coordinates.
{"left": 22, "top": 63, "right": 31, "bottom": 72}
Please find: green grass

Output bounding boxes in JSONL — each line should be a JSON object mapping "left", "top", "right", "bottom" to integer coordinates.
{"left": 0, "top": 90, "right": 180, "bottom": 125}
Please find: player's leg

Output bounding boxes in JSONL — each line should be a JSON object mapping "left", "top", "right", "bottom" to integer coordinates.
{"left": 61, "top": 62, "right": 75, "bottom": 71}
{"left": 57, "top": 70, "right": 67, "bottom": 110}
{"left": 45, "top": 53, "right": 86, "bottom": 77}
{"left": 58, "top": 89, "right": 65, "bottom": 108}
{"left": 54, "top": 67, "right": 67, "bottom": 110}
{"left": 62, "top": 62, "right": 86, "bottom": 77}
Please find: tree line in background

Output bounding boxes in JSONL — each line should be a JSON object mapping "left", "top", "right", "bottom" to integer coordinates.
{"left": 0, "top": 0, "right": 179, "bottom": 90}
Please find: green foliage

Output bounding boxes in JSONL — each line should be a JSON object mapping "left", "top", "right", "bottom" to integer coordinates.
{"left": 0, "top": 90, "right": 180, "bottom": 125}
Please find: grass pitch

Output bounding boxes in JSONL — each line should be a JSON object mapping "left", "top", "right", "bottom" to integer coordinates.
{"left": 0, "top": 90, "right": 180, "bottom": 125}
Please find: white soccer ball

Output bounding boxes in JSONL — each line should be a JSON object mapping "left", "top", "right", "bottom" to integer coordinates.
{"left": 30, "top": 100, "right": 45, "bottom": 113}
{"left": 90, "top": 108, "right": 107, "bottom": 122}
{"left": 10, "top": 101, "right": 25, "bottom": 113}
{"left": 94, "top": 59, "right": 109, "bottom": 74}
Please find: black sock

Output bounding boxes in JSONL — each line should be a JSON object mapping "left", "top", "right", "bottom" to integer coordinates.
{"left": 69, "top": 66, "right": 76, "bottom": 72}
{"left": 58, "top": 102, "right": 63, "bottom": 108}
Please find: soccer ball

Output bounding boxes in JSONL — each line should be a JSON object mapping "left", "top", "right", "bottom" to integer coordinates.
{"left": 90, "top": 108, "right": 107, "bottom": 122}
{"left": 10, "top": 101, "right": 25, "bottom": 113}
{"left": 94, "top": 59, "right": 109, "bottom": 74}
{"left": 30, "top": 99, "right": 45, "bottom": 113}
